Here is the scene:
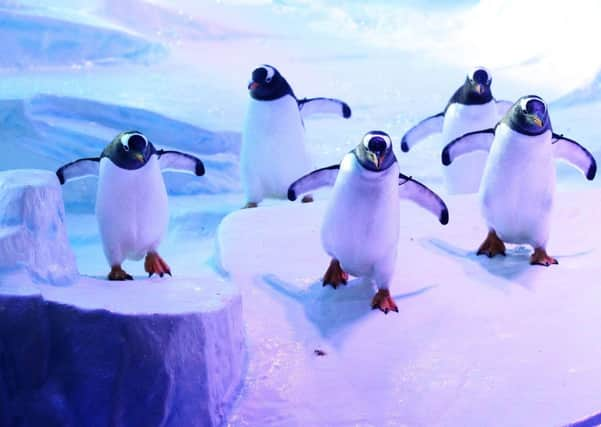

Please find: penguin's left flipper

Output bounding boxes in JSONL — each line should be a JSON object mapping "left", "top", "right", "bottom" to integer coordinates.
{"left": 552, "top": 133, "right": 597, "bottom": 180}
{"left": 287, "top": 164, "right": 340, "bottom": 201}
{"left": 400, "top": 112, "right": 444, "bottom": 152}
{"left": 157, "top": 150, "right": 205, "bottom": 176}
{"left": 298, "top": 98, "right": 351, "bottom": 119}
{"left": 495, "top": 99, "right": 514, "bottom": 118}
{"left": 398, "top": 174, "right": 449, "bottom": 225}
{"left": 56, "top": 157, "right": 101, "bottom": 184}
{"left": 441, "top": 128, "right": 496, "bottom": 166}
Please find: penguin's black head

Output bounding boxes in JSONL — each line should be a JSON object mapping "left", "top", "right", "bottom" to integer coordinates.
{"left": 103, "top": 131, "right": 155, "bottom": 169}
{"left": 506, "top": 95, "right": 551, "bottom": 136}
{"left": 460, "top": 66, "right": 493, "bottom": 103}
{"left": 354, "top": 131, "right": 396, "bottom": 172}
{"left": 248, "top": 64, "right": 294, "bottom": 101}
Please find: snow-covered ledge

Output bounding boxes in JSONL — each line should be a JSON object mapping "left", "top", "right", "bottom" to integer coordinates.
{"left": 0, "top": 170, "right": 245, "bottom": 426}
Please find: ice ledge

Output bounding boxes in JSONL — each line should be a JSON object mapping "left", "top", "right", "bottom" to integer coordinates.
{"left": 0, "top": 169, "right": 78, "bottom": 285}
{"left": 0, "top": 271, "right": 245, "bottom": 427}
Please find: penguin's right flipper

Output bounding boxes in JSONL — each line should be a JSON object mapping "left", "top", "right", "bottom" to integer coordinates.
{"left": 400, "top": 112, "right": 444, "bottom": 152}
{"left": 157, "top": 150, "right": 205, "bottom": 176}
{"left": 551, "top": 133, "right": 597, "bottom": 180}
{"left": 287, "top": 165, "right": 340, "bottom": 201}
{"left": 56, "top": 157, "right": 101, "bottom": 184}
{"left": 398, "top": 173, "right": 449, "bottom": 225}
{"left": 298, "top": 98, "right": 352, "bottom": 119}
{"left": 441, "top": 128, "right": 495, "bottom": 166}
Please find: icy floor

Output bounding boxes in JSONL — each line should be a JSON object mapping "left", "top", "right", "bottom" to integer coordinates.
{"left": 218, "top": 193, "right": 601, "bottom": 427}
{"left": 2, "top": 0, "right": 601, "bottom": 425}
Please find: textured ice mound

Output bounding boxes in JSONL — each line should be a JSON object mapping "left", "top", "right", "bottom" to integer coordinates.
{"left": 0, "top": 169, "right": 77, "bottom": 284}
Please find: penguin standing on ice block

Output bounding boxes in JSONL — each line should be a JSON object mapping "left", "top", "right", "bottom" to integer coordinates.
{"left": 241, "top": 64, "right": 352, "bottom": 208}
{"left": 441, "top": 95, "right": 596, "bottom": 265}
{"left": 400, "top": 66, "right": 512, "bottom": 194}
{"left": 57, "top": 131, "right": 205, "bottom": 280}
{"left": 288, "top": 131, "right": 449, "bottom": 313}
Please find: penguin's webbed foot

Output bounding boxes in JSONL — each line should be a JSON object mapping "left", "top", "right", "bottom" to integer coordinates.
{"left": 530, "top": 248, "right": 558, "bottom": 267}
{"left": 322, "top": 259, "right": 348, "bottom": 289}
{"left": 477, "top": 230, "right": 506, "bottom": 258}
{"left": 301, "top": 195, "right": 314, "bottom": 204}
{"left": 371, "top": 289, "right": 398, "bottom": 314}
{"left": 145, "top": 252, "right": 172, "bottom": 278}
{"left": 108, "top": 266, "right": 133, "bottom": 281}
{"left": 243, "top": 202, "right": 258, "bottom": 209}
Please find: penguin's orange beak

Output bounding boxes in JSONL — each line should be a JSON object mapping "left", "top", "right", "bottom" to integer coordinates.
{"left": 134, "top": 152, "right": 145, "bottom": 163}
{"left": 248, "top": 81, "right": 259, "bottom": 90}
{"left": 531, "top": 115, "right": 543, "bottom": 127}
{"left": 475, "top": 83, "right": 484, "bottom": 94}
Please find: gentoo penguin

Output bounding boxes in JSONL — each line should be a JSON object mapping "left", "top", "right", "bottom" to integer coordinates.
{"left": 401, "top": 66, "right": 512, "bottom": 194}
{"left": 288, "top": 131, "right": 449, "bottom": 313}
{"left": 57, "top": 131, "right": 205, "bottom": 280}
{"left": 241, "top": 64, "right": 352, "bottom": 208}
{"left": 441, "top": 95, "right": 596, "bottom": 265}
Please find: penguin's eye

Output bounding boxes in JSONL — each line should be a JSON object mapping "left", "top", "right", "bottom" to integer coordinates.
{"left": 265, "top": 76, "right": 272, "bottom": 83}
{"left": 263, "top": 65, "right": 275, "bottom": 83}
{"left": 120, "top": 133, "right": 148, "bottom": 151}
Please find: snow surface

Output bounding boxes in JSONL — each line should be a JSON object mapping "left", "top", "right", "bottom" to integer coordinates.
{"left": 1, "top": 0, "right": 601, "bottom": 425}
{"left": 218, "top": 193, "right": 601, "bottom": 426}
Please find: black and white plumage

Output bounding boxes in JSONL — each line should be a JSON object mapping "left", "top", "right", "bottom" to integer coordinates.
{"left": 400, "top": 66, "right": 512, "bottom": 194}
{"left": 241, "top": 64, "right": 351, "bottom": 207}
{"left": 441, "top": 95, "right": 596, "bottom": 263}
{"left": 289, "top": 130, "right": 448, "bottom": 312}
{"left": 57, "top": 131, "right": 205, "bottom": 279}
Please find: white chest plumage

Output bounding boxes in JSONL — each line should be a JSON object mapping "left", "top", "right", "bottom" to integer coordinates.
{"left": 321, "top": 154, "right": 400, "bottom": 282}
{"left": 241, "top": 95, "right": 311, "bottom": 200}
{"left": 95, "top": 156, "right": 169, "bottom": 264}
{"left": 442, "top": 100, "right": 499, "bottom": 194}
{"left": 480, "top": 124, "right": 555, "bottom": 247}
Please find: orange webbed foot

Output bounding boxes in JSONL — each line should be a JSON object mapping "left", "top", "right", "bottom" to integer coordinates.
{"left": 145, "top": 252, "right": 172, "bottom": 278}
{"left": 477, "top": 230, "right": 506, "bottom": 258}
{"left": 322, "top": 259, "right": 349, "bottom": 289}
{"left": 108, "top": 266, "right": 133, "bottom": 281}
{"left": 371, "top": 289, "right": 398, "bottom": 314}
{"left": 530, "top": 248, "right": 558, "bottom": 267}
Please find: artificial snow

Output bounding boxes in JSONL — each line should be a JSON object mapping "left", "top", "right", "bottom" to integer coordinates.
{"left": 0, "top": 169, "right": 77, "bottom": 285}
{"left": 218, "top": 192, "right": 601, "bottom": 426}
{"left": 0, "top": 272, "right": 245, "bottom": 427}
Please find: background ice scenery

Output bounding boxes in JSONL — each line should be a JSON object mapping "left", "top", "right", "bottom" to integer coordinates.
{"left": 1, "top": 0, "right": 601, "bottom": 426}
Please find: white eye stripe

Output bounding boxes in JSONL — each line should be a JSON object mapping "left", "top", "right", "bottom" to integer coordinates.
{"left": 262, "top": 65, "right": 275, "bottom": 82}
{"left": 519, "top": 96, "right": 546, "bottom": 113}
{"left": 120, "top": 133, "right": 148, "bottom": 149}
{"left": 469, "top": 66, "right": 492, "bottom": 83}
{"left": 362, "top": 133, "right": 392, "bottom": 150}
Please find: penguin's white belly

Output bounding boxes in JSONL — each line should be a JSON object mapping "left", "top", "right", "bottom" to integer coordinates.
{"left": 241, "top": 96, "right": 311, "bottom": 199}
{"left": 96, "top": 156, "right": 168, "bottom": 264}
{"left": 480, "top": 126, "right": 555, "bottom": 246}
{"left": 442, "top": 101, "right": 499, "bottom": 194}
{"left": 321, "top": 155, "right": 399, "bottom": 279}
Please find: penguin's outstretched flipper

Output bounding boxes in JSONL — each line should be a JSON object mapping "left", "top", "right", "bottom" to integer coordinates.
{"left": 400, "top": 112, "right": 444, "bottom": 152}
{"left": 552, "top": 133, "right": 597, "bottom": 180}
{"left": 287, "top": 164, "right": 340, "bottom": 201}
{"left": 157, "top": 150, "right": 205, "bottom": 176}
{"left": 441, "top": 128, "right": 496, "bottom": 166}
{"left": 56, "top": 157, "right": 101, "bottom": 184}
{"left": 398, "top": 173, "right": 449, "bottom": 225}
{"left": 495, "top": 99, "right": 514, "bottom": 118}
{"left": 298, "top": 97, "right": 351, "bottom": 119}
